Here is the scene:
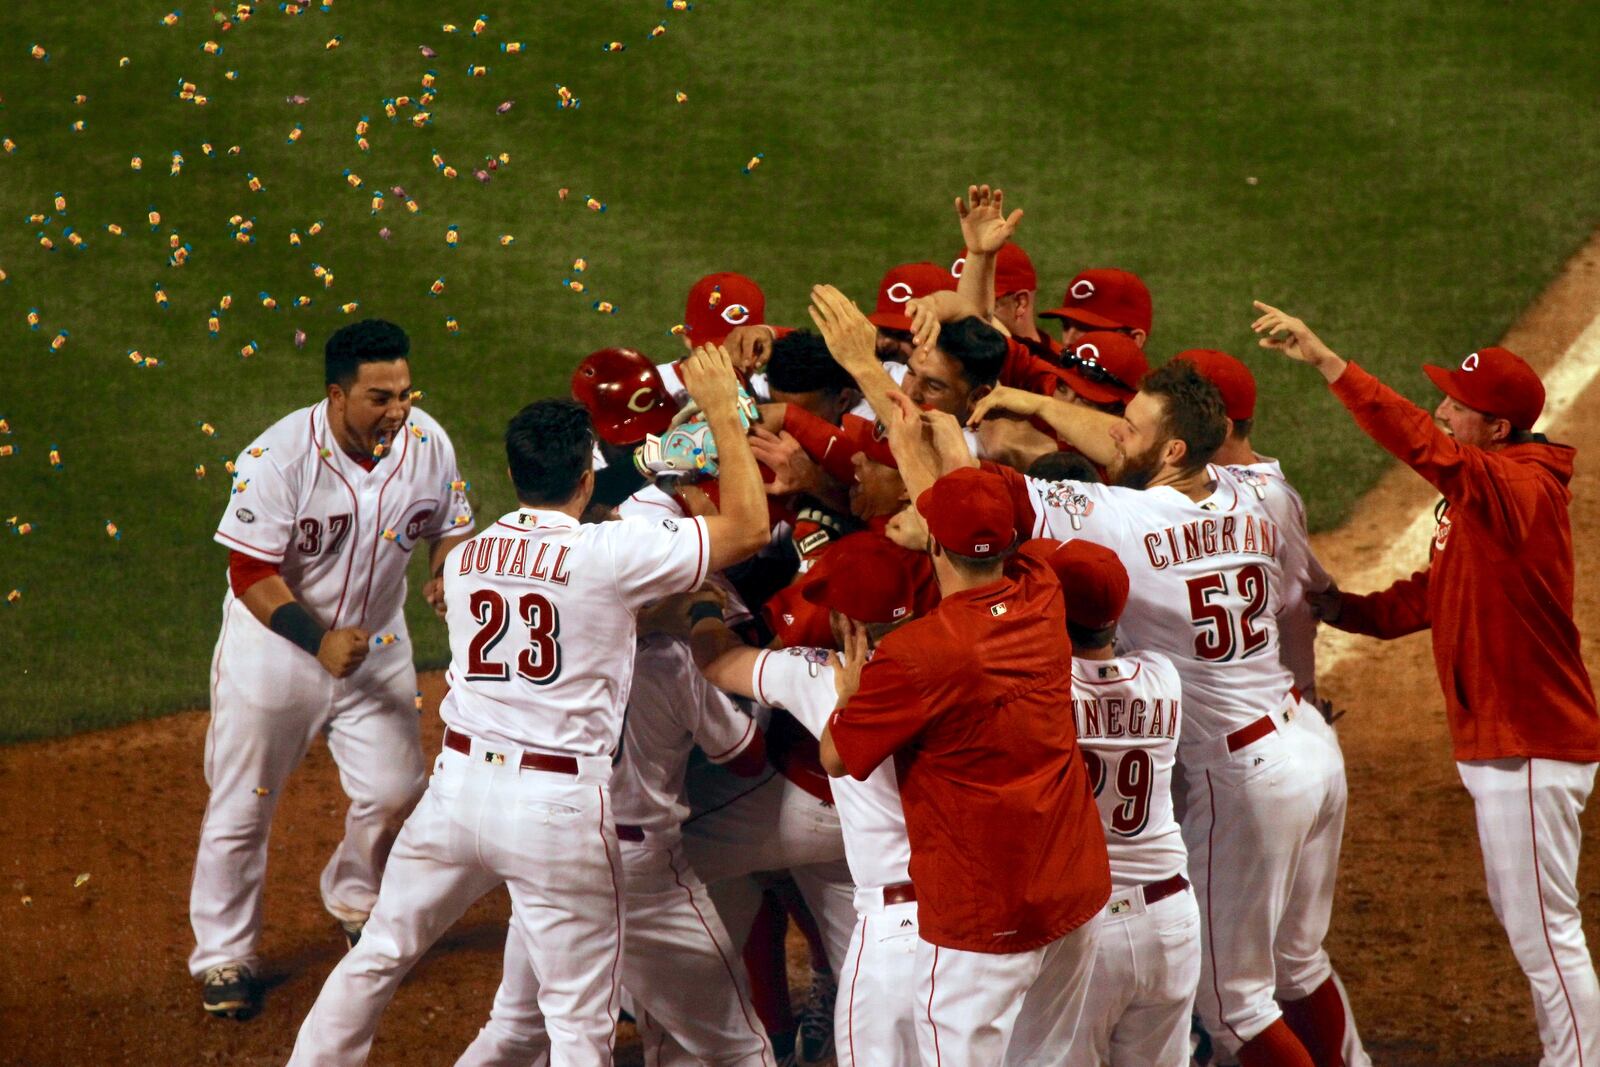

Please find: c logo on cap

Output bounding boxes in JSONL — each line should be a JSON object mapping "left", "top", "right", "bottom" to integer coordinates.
{"left": 1462, "top": 352, "right": 1480, "bottom": 372}
{"left": 1076, "top": 343, "right": 1101, "bottom": 365}
{"left": 626, "top": 387, "right": 656, "bottom": 413}
{"left": 720, "top": 304, "right": 750, "bottom": 325}
{"left": 1070, "top": 279, "right": 1096, "bottom": 301}
{"left": 886, "top": 282, "right": 914, "bottom": 304}
{"left": 950, "top": 256, "right": 966, "bottom": 279}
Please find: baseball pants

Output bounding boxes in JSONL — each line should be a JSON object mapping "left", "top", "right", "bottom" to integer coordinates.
{"left": 287, "top": 741, "right": 623, "bottom": 1067}
{"left": 835, "top": 890, "right": 921, "bottom": 1067}
{"left": 189, "top": 602, "right": 425, "bottom": 978}
{"left": 1458, "top": 757, "right": 1600, "bottom": 1067}
{"left": 1064, "top": 884, "right": 1199, "bottom": 1067}
{"left": 457, "top": 835, "right": 774, "bottom": 1067}
{"left": 915, "top": 913, "right": 1102, "bottom": 1067}
{"left": 1181, "top": 701, "right": 1368, "bottom": 1062}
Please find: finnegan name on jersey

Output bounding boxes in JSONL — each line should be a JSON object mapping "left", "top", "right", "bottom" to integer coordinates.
{"left": 456, "top": 531, "right": 574, "bottom": 584}
{"left": 1140, "top": 512, "right": 1281, "bottom": 570}
{"left": 1071, "top": 690, "right": 1180, "bottom": 740}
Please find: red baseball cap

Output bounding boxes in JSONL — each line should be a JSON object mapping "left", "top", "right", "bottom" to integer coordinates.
{"left": 1174, "top": 348, "right": 1256, "bottom": 421}
{"left": 949, "top": 243, "right": 1038, "bottom": 297}
{"left": 915, "top": 467, "right": 1016, "bottom": 559}
{"left": 684, "top": 272, "right": 765, "bottom": 347}
{"left": 1059, "top": 332, "right": 1150, "bottom": 406}
{"left": 1054, "top": 540, "right": 1130, "bottom": 628}
{"left": 1423, "top": 347, "right": 1545, "bottom": 431}
{"left": 801, "top": 532, "right": 939, "bottom": 623}
{"left": 571, "top": 347, "right": 678, "bottom": 446}
{"left": 1041, "top": 268, "right": 1153, "bottom": 336}
{"left": 868, "top": 262, "right": 956, "bottom": 333}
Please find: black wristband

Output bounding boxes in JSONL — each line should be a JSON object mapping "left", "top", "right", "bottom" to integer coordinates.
{"left": 269, "top": 601, "right": 326, "bottom": 656}
{"left": 688, "top": 601, "right": 725, "bottom": 626}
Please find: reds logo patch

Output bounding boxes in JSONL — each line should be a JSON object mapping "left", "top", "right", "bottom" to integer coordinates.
{"left": 1229, "top": 467, "right": 1273, "bottom": 501}
{"left": 720, "top": 303, "right": 751, "bottom": 326}
{"left": 785, "top": 646, "right": 833, "bottom": 678}
{"left": 626, "top": 387, "right": 657, "bottom": 413}
{"left": 886, "top": 281, "right": 914, "bottom": 304}
{"left": 1042, "top": 482, "right": 1096, "bottom": 531}
{"left": 1462, "top": 352, "right": 1480, "bottom": 372}
{"left": 1433, "top": 512, "right": 1453, "bottom": 552}
{"left": 389, "top": 500, "right": 438, "bottom": 551}
{"left": 1070, "top": 278, "right": 1096, "bottom": 301}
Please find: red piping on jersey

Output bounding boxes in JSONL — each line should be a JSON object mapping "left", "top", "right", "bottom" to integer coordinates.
{"left": 927, "top": 945, "right": 943, "bottom": 1066}
{"left": 1207, "top": 465, "right": 1241, "bottom": 513}
{"left": 687, "top": 518, "right": 707, "bottom": 591}
{"left": 846, "top": 915, "right": 866, "bottom": 1067}
{"left": 216, "top": 528, "right": 287, "bottom": 563}
{"left": 754, "top": 651, "right": 772, "bottom": 705}
{"left": 357, "top": 426, "right": 411, "bottom": 628}
{"left": 1204, "top": 770, "right": 1245, "bottom": 1045}
{"left": 704, "top": 714, "right": 757, "bottom": 763}
{"left": 206, "top": 606, "right": 235, "bottom": 762}
{"left": 599, "top": 786, "right": 624, "bottom": 1021}
{"left": 628, "top": 493, "right": 679, "bottom": 512}
{"left": 668, "top": 849, "right": 772, "bottom": 1065}
{"left": 1072, "top": 662, "right": 1144, "bottom": 686}
{"left": 1530, "top": 762, "right": 1587, "bottom": 1066}
{"left": 682, "top": 773, "right": 777, "bottom": 827}
{"left": 311, "top": 407, "right": 362, "bottom": 629}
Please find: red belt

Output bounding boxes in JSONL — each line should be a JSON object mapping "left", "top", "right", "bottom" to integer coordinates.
{"left": 443, "top": 727, "right": 579, "bottom": 776}
{"left": 1224, "top": 688, "right": 1302, "bottom": 753}
{"left": 881, "top": 881, "right": 916, "bottom": 906}
{"left": 616, "top": 824, "right": 645, "bottom": 843}
{"left": 1142, "top": 873, "right": 1189, "bottom": 907}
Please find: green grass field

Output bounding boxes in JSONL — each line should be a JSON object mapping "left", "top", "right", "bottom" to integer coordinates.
{"left": 1, "top": 0, "right": 1597, "bottom": 740}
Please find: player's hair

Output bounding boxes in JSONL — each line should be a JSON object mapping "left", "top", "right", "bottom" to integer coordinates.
{"left": 1067, "top": 620, "right": 1117, "bottom": 651}
{"left": 935, "top": 317, "right": 1007, "bottom": 387}
{"left": 1026, "top": 450, "right": 1102, "bottom": 484}
{"left": 1232, "top": 417, "right": 1253, "bottom": 441}
{"left": 1140, "top": 360, "right": 1229, "bottom": 474}
{"left": 325, "top": 319, "right": 411, "bottom": 388}
{"left": 505, "top": 398, "right": 595, "bottom": 506}
{"left": 765, "top": 330, "right": 857, "bottom": 396}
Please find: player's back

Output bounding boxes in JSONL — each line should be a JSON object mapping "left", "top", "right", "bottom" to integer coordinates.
{"left": 440, "top": 507, "right": 710, "bottom": 757}
{"left": 1070, "top": 650, "right": 1186, "bottom": 891}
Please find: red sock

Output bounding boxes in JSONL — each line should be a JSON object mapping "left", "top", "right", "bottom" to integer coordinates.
{"left": 1279, "top": 977, "right": 1348, "bottom": 1067}
{"left": 741, "top": 891, "right": 793, "bottom": 1034}
{"left": 774, "top": 880, "right": 831, "bottom": 974}
{"left": 1237, "top": 1018, "right": 1315, "bottom": 1067}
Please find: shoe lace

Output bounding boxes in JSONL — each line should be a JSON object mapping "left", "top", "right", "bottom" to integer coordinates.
{"left": 210, "top": 963, "right": 248, "bottom": 985}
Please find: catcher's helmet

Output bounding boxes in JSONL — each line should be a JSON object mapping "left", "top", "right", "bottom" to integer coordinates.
{"left": 571, "top": 347, "right": 678, "bottom": 446}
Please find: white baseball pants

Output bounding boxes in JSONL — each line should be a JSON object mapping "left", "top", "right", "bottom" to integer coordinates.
{"left": 835, "top": 892, "right": 921, "bottom": 1067}
{"left": 1180, "top": 702, "right": 1367, "bottom": 1060}
{"left": 189, "top": 602, "right": 425, "bottom": 978}
{"left": 287, "top": 741, "right": 623, "bottom": 1067}
{"left": 1458, "top": 757, "right": 1600, "bottom": 1067}
{"left": 456, "top": 836, "right": 774, "bottom": 1067}
{"left": 915, "top": 913, "right": 1103, "bottom": 1067}
{"left": 1064, "top": 885, "right": 1200, "bottom": 1067}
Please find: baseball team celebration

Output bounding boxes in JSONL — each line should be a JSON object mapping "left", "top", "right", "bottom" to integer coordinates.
{"left": 2, "top": 3, "right": 1598, "bottom": 1066}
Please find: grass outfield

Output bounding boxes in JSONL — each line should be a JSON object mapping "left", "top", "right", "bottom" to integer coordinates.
{"left": 1, "top": 1, "right": 1597, "bottom": 740}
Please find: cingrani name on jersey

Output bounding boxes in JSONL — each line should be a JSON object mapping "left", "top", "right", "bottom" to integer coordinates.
{"left": 1142, "top": 513, "right": 1280, "bottom": 570}
{"left": 457, "top": 535, "right": 572, "bottom": 585}
{"left": 1072, "top": 696, "right": 1180, "bottom": 740}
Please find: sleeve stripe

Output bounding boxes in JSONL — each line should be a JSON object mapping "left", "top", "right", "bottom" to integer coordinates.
{"left": 686, "top": 516, "right": 708, "bottom": 592}
{"left": 705, "top": 715, "right": 757, "bottom": 763}
{"left": 753, "top": 649, "right": 772, "bottom": 706}
{"left": 215, "top": 529, "right": 286, "bottom": 563}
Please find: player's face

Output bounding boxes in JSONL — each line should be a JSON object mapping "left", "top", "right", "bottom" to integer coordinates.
{"left": 330, "top": 358, "right": 413, "bottom": 456}
{"left": 1106, "top": 391, "right": 1170, "bottom": 489}
{"left": 1433, "top": 394, "right": 1505, "bottom": 448}
{"left": 903, "top": 347, "right": 972, "bottom": 419}
{"left": 769, "top": 386, "right": 856, "bottom": 428}
{"left": 849, "top": 454, "right": 907, "bottom": 521}
{"left": 876, "top": 328, "right": 915, "bottom": 362}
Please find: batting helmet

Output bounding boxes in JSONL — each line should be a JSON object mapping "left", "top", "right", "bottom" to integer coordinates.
{"left": 571, "top": 347, "right": 678, "bottom": 447}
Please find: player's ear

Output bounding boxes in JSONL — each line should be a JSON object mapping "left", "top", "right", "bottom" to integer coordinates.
{"left": 1128, "top": 328, "right": 1148, "bottom": 348}
{"left": 1163, "top": 436, "right": 1188, "bottom": 469}
{"left": 1489, "top": 416, "right": 1512, "bottom": 445}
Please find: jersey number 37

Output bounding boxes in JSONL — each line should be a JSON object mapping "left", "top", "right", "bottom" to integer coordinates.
{"left": 464, "top": 589, "right": 562, "bottom": 685}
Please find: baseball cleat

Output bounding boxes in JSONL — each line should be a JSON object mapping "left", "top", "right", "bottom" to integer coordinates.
{"left": 795, "top": 967, "right": 837, "bottom": 1065}
{"left": 201, "top": 962, "right": 259, "bottom": 1019}
{"left": 339, "top": 919, "right": 365, "bottom": 949}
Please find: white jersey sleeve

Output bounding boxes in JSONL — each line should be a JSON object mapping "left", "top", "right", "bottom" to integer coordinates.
{"left": 609, "top": 514, "right": 711, "bottom": 609}
{"left": 215, "top": 439, "right": 300, "bottom": 564}
{"left": 751, "top": 646, "right": 841, "bottom": 736}
{"left": 410, "top": 416, "right": 476, "bottom": 541}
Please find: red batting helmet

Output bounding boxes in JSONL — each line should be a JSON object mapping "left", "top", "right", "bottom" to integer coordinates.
{"left": 571, "top": 347, "right": 679, "bottom": 447}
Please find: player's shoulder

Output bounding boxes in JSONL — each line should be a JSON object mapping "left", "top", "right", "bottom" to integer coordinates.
{"left": 618, "top": 483, "right": 684, "bottom": 520}
{"left": 1123, "top": 648, "right": 1181, "bottom": 688}
{"left": 236, "top": 403, "right": 324, "bottom": 475}
{"left": 405, "top": 405, "right": 452, "bottom": 440}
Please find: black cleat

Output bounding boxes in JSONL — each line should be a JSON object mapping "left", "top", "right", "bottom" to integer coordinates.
{"left": 202, "top": 963, "right": 259, "bottom": 1020}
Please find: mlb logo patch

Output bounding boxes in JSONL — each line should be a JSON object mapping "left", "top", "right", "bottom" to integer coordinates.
{"left": 991, "top": 603, "right": 1007, "bottom": 617}
{"left": 1096, "top": 664, "right": 1121, "bottom": 680}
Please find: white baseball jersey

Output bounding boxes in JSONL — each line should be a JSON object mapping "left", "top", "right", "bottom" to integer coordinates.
{"left": 1070, "top": 650, "right": 1187, "bottom": 890}
{"left": 440, "top": 508, "right": 710, "bottom": 756}
{"left": 1021, "top": 467, "right": 1298, "bottom": 741}
{"left": 752, "top": 646, "right": 912, "bottom": 890}
{"left": 1223, "top": 459, "right": 1331, "bottom": 698}
{"left": 215, "top": 401, "right": 473, "bottom": 630}
{"left": 609, "top": 635, "right": 761, "bottom": 837}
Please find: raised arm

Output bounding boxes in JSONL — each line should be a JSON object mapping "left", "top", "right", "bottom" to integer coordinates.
{"left": 680, "top": 344, "right": 771, "bottom": 572}
{"left": 953, "top": 184, "right": 1024, "bottom": 324}
{"left": 967, "top": 386, "right": 1119, "bottom": 467}
{"left": 809, "top": 284, "right": 904, "bottom": 427}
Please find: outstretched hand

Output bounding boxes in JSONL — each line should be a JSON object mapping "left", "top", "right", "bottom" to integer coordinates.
{"left": 1251, "top": 302, "right": 1346, "bottom": 382}
{"left": 955, "top": 184, "right": 1024, "bottom": 256}
{"left": 966, "top": 384, "right": 1044, "bottom": 428}
{"left": 809, "top": 284, "right": 878, "bottom": 371}
{"left": 679, "top": 343, "right": 742, "bottom": 416}
{"left": 832, "top": 617, "right": 870, "bottom": 706}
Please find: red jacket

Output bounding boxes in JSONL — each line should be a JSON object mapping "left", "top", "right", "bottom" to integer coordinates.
{"left": 1328, "top": 362, "right": 1600, "bottom": 762}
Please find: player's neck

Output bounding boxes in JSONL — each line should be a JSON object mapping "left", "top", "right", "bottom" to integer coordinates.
{"left": 1212, "top": 437, "right": 1256, "bottom": 466}
{"left": 515, "top": 497, "right": 587, "bottom": 522}
{"left": 1073, "top": 645, "right": 1114, "bottom": 662}
{"left": 1148, "top": 465, "right": 1216, "bottom": 503}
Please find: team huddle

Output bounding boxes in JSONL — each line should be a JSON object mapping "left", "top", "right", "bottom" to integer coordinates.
{"left": 191, "top": 185, "right": 1600, "bottom": 1067}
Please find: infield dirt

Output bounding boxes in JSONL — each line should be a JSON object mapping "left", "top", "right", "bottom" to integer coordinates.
{"left": 3, "top": 236, "right": 1599, "bottom": 1066}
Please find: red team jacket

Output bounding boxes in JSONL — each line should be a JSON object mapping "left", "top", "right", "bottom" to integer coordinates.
{"left": 1328, "top": 363, "right": 1600, "bottom": 763}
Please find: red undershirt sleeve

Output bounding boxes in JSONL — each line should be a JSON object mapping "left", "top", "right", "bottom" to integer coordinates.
{"left": 228, "top": 549, "right": 281, "bottom": 598}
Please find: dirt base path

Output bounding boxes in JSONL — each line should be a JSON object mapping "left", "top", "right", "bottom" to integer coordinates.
{"left": 3, "top": 238, "right": 1599, "bottom": 1066}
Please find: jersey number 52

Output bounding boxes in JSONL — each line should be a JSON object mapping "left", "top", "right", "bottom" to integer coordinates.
{"left": 464, "top": 589, "right": 562, "bottom": 685}
{"left": 1185, "top": 564, "right": 1269, "bottom": 662}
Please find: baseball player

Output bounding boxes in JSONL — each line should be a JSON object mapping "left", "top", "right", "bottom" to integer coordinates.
{"left": 950, "top": 241, "right": 1056, "bottom": 356}
{"left": 1182, "top": 347, "right": 1373, "bottom": 1067}
{"left": 285, "top": 344, "right": 770, "bottom": 1065}
{"left": 691, "top": 532, "right": 940, "bottom": 1066}
{"left": 455, "top": 631, "right": 774, "bottom": 1067}
{"left": 963, "top": 359, "right": 1360, "bottom": 1067}
{"left": 658, "top": 272, "right": 780, "bottom": 399}
{"left": 821, "top": 465, "right": 1112, "bottom": 1067}
{"left": 1251, "top": 304, "right": 1600, "bottom": 1067}
{"left": 190, "top": 319, "right": 473, "bottom": 1018}
{"left": 1056, "top": 539, "right": 1200, "bottom": 1067}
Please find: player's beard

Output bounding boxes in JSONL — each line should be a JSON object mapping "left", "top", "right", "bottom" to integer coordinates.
{"left": 1110, "top": 438, "right": 1165, "bottom": 490}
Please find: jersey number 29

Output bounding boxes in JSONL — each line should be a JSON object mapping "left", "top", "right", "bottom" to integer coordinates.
{"left": 1084, "top": 748, "right": 1152, "bottom": 837}
{"left": 464, "top": 589, "right": 562, "bottom": 685}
